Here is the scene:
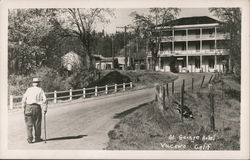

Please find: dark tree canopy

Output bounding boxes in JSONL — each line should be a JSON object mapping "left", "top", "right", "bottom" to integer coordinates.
{"left": 209, "top": 8, "right": 241, "bottom": 79}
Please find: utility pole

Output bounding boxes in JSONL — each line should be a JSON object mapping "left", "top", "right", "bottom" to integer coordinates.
{"left": 123, "top": 26, "right": 127, "bottom": 70}
{"left": 116, "top": 25, "right": 133, "bottom": 70}
{"left": 128, "top": 39, "right": 131, "bottom": 67}
{"left": 136, "top": 37, "right": 139, "bottom": 59}
{"left": 111, "top": 35, "right": 114, "bottom": 69}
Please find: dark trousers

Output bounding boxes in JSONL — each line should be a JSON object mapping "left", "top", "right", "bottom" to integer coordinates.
{"left": 24, "top": 104, "right": 42, "bottom": 142}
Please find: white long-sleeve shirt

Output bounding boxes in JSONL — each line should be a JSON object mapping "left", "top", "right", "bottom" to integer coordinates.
{"left": 21, "top": 86, "right": 47, "bottom": 107}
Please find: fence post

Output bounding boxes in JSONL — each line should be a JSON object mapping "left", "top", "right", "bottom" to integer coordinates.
{"left": 208, "top": 75, "right": 213, "bottom": 83}
{"left": 181, "top": 79, "right": 185, "bottom": 121}
{"left": 9, "top": 95, "right": 13, "bottom": 110}
{"left": 166, "top": 83, "right": 169, "bottom": 97}
{"left": 172, "top": 81, "right": 174, "bottom": 95}
{"left": 130, "top": 82, "right": 133, "bottom": 88}
{"left": 155, "top": 84, "right": 163, "bottom": 110}
{"left": 221, "top": 80, "right": 224, "bottom": 99}
{"left": 209, "top": 84, "right": 215, "bottom": 131}
{"left": 192, "top": 78, "right": 194, "bottom": 92}
{"left": 162, "top": 85, "right": 166, "bottom": 110}
{"left": 200, "top": 75, "right": 206, "bottom": 88}
{"left": 105, "top": 85, "right": 108, "bottom": 94}
{"left": 221, "top": 80, "right": 224, "bottom": 89}
{"left": 115, "top": 84, "right": 117, "bottom": 92}
{"left": 54, "top": 91, "right": 57, "bottom": 103}
{"left": 123, "top": 83, "right": 125, "bottom": 91}
{"left": 69, "top": 88, "right": 72, "bottom": 101}
{"left": 95, "top": 86, "right": 98, "bottom": 96}
{"left": 83, "top": 88, "right": 86, "bottom": 98}
{"left": 155, "top": 85, "right": 159, "bottom": 101}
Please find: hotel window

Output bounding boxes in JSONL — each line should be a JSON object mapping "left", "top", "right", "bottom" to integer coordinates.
{"left": 209, "top": 58, "right": 214, "bottom": 68}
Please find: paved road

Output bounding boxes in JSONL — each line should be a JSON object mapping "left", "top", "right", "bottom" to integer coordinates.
{"left": 8, "top": 73, "right": 211, "bottom": 150}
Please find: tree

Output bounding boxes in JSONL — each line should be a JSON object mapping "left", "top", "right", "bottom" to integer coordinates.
{"left": 56, "top": 8, "right": 115, "bottom": 69}
{"left": 209, "top": 8, "right": 241, "bottom": 79}
{"left": 8, "top": 9, "right": 56, "bottom": 75}
{"left": 40, "top": 21, "right": 85, "bottom": 70}
{"left": 130, "top": 8, "right": 181, "bottom": 70}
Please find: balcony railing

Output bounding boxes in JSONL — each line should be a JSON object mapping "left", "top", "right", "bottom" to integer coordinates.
{"left": 160, "top": 33, "right": 229, "bottom": 42}
{"left": 158, "top": 49, "right": 229, "bottom": 56}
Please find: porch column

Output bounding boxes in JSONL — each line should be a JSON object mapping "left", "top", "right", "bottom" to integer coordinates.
{"left": 172, "top": 29, "right": 175, "bottom": 53}
{"left": 186, "top": 56, "right": 189, "bottom": 68}
{"left": 186, "top": 29, "right": 188, "bottom": 51}
{"left": 146, "top": 57, "right": 149, "bottom": 70}
{"left": 200, "top": 55, "right": 203, "bottom": 72}
{"left": 200, "top": 28, "right": 202, "bottom": 53}
{"left": 215, "top": 27, "right": 217, "bottom": 50}
{"left": 215, "top": 55, "right": 217, "bottom": 70}
{"left": 159, "top": 57, "right": 161, "bottom": 70}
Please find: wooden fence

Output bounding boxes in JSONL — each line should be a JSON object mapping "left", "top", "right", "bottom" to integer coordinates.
{"left": 9, "top": 82, "right": 133, "bottom": 110}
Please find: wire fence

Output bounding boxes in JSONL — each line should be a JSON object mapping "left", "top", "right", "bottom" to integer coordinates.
{"left": 155, "top": 72, "right": 226, "bottom": 130}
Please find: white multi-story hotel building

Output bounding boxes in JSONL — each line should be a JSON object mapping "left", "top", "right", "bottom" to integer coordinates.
{"left": 146, "top": 16, "right": 230, "bottom": 73}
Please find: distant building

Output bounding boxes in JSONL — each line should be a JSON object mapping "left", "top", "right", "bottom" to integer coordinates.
{"left": 92, "top": 54, "right": 114, "bottom": 70}
{"left": 116, "top": 56, "right": 132, "bottom": 70}
{"left": 92, "top": 55, "right": 134, "bottom": 70}
{"left": 147, "top": 16, "right": 229, "bottom": 73}
{"left": 61, "top": 51, "right": 82, "bottom": 71}
{"left": 134, "top": 58, "right": 146, "bottom": 70}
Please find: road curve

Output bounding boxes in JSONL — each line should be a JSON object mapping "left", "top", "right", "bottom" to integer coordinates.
{"left": 8, "top": 73, "right": 210, "bottom": 150}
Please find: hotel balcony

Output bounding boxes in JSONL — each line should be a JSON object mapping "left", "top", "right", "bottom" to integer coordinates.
{"left": 158, "top": 49, "right": 229, "bottom": 57}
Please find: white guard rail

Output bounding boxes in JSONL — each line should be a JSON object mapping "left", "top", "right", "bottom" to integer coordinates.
{"left": 9, "top": 82, "right": 133, "bottom": 110}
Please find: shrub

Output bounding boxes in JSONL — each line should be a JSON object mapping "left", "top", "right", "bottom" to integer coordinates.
{"left": 140, "top": 64, "right": 146, "bottom": 70}
{"left": 89, "top": 70, "right": 131, "bottom": 87}
{"left": 127, "top": 66, "right": 133, "bottom": 70}
{"left": 8, "top": 74, "right": 31, "bottom": 96}
{"left": 68, "top": 67, "right": 99, "bottom": 89}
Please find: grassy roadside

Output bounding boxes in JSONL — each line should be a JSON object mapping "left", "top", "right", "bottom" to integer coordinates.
{"left": 106, "top": 74, "right": 240, "bottom": 150}
{"left": 120, "top": 70, "right": 178, "bottom": 89}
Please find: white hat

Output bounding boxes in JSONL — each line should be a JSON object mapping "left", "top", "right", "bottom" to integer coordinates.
{"left": 32, "top": 77, "right": 40, "bottom": 83}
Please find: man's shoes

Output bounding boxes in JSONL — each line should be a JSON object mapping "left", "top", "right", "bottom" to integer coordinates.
{"left": 27, "top": 139, "right": 33, "bottom": 144}
{"left": 34, "top": 138, "right": 43, "bottom": 143}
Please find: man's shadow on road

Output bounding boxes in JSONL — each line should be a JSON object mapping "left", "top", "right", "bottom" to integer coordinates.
{"left": 46, "top": 135, "right": 87, "bottom": 142}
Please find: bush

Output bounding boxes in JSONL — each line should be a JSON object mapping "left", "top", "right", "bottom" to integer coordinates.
{"left": 140, "top": 64, "right": 146, "bottom": 70}
{"left": 8, "top": 67, "right": 66, "bottom": 96}
{"left": 89, "top": 70, "right": 131, "bottom": 87}
{"left": 8, "top": 74, "right": 31, "bottom": 96}
{"left": 68, "top": 67, "right": 99, "bottom": 89}
{"left": 127, "top": 66, "right": 133, "bottom": 70}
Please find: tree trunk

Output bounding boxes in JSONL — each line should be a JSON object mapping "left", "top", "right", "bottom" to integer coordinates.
{"left": 85, "top": 53, "right": 91, "bottom": 69}
{"left": 228, "top": 54, "right": 233, "bottom": 73}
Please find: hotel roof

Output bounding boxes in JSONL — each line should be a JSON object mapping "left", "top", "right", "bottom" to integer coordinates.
{"left": 158, "top": 16, "right": 221, "bottom": 27}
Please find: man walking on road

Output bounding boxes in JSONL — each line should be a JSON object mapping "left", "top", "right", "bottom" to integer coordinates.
{"left": 21, "top": 78, "right": 47, "bottom": 144}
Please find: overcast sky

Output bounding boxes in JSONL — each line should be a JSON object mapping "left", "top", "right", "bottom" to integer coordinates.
{"left": 99, "top": 8, "right": 218, "bottom": 34}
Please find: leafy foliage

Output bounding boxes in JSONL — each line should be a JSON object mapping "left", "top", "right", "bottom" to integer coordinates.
{"left": 8, "top": 9, "right": 56, "bottom": 75}
{"left": 130, "top": 8, "right": 181, "bottom": 70}
{"left": 209, "top": 8, "right": 241, "bottom": 80}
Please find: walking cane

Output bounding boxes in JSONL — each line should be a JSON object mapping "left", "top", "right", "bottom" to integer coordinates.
{"left": 44, "top": 111, "right": 47, "bottom": 143}
{"left": 44, "top": 102, "right": 48, "bottom": 143}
